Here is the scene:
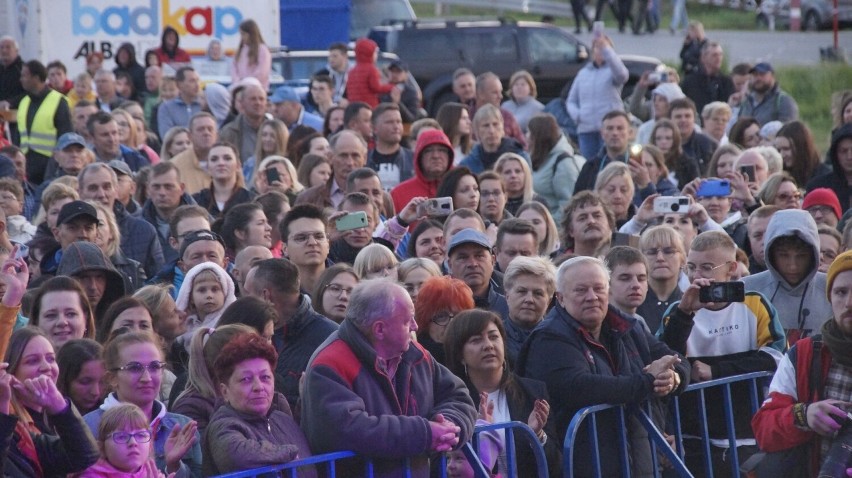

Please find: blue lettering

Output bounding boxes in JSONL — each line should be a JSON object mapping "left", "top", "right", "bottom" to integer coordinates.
{"left": 213, "top": 6, "right": 242, "bottom": 39}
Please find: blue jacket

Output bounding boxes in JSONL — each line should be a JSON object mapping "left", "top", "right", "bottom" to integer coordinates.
{"left": 272, "top": 294, "right": 339, "bottom": 409}
{"left": 138, "top": 192, "right": 199, "bottom": 264}
{"left": 517, "top": 304, "right": 689, "bottom": 478}
{"left": 115, "top": 144, "right": 151, "bottom": 172}
{"left": 460, "top": 138, "right": 529, "bottom": 174}
{"left": 115, "top": 201, "right": 165, "bottom": 278}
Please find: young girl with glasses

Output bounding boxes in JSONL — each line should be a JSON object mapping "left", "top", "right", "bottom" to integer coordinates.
{"left": 77, "top": 403, "right": 162, "bottom": 477}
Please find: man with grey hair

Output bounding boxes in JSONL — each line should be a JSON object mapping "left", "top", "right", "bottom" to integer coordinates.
{"left": 302, "top": 279, "right": 476, "bottom": 477}
{"left": 93, "top": 69, "right": 121, "bottom": 112}
{"left": 472, "top": 72, "right": 526, "bottom": 148}
{"left": 518, "top": 255, "right": 689, "bottom": 477}
{"left": 296, "top": 129, "right": 367, "bottom": 209}
{"left": 219, "top": 83, "right": 267, "bottom": 162}
{"left": 0, "top": 36, "right": 24, "bottom": 114}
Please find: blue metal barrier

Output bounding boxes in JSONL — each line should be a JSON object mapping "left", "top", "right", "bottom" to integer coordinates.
{"left": 562, "top": 371, "right": 774, "bottom": 478}
{"left": 213, "top": 421, "right": 546, "bottom": 478}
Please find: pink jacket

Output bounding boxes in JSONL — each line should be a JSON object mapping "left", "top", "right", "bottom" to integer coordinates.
{"left": 230, "top": 44, "right": 272, "bottom": 90}
{"left": 74, "top": 458, "right": 165, "bottom": 478}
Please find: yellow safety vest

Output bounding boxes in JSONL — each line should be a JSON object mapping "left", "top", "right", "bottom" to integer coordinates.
{"left": 18, "top": 89, "right": 63, "bottom": 156}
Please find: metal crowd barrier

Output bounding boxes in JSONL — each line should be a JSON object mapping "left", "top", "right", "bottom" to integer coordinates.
{"left": 213, "top": 420, "right": 546, "bottom": 478}
{"left": 563, "top": 371, "right": 774, "bottom": 478}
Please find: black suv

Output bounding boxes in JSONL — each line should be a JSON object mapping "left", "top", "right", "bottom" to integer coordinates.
{"left": 369, "top": 19, "right": 661, "bottom": 114}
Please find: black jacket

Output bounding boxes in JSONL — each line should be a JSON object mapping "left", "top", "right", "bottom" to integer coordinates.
{"left": 680, "top": 66, "right": 735, "bottom": 115}
{"left": 192, "top": 186, "right": 255, "bottom": 220}
{"left": 0, "top": 401, "right": 98, "bottom": 478}
{"left": 807, "top": 123, "right": 852, "bottom": 212}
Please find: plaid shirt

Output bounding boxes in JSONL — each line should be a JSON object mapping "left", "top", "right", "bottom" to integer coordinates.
{"left": 821, "top": 361, "right": 852, "bottom": 459}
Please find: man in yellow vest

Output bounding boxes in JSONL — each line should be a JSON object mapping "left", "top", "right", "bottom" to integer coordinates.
{"left": 17, "top": 60, "right": 72, "bottom": 185}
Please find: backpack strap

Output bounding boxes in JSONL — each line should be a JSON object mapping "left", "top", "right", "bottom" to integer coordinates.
{"left": 552, "top": 151, "right": 580, "bottom": 176}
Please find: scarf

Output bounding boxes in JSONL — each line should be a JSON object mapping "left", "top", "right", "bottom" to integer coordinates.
{"left": 821, "top": 318, "right": 852, "bottom": 367}
{"left": 14, "top": 421, "right": 43, "bottom": 477}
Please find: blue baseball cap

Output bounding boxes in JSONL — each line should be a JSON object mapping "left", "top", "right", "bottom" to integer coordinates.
{"left": 56, "top": 132, "right": 87, "bottom": 151}
{"left": 448, "top": 228, "right": 491, "bottom": 255}
{"left": 750, "top": 62, "right": 774, "bottom": 74}
{"left": 269, "top": 86, "right": 300, "bottom": 104}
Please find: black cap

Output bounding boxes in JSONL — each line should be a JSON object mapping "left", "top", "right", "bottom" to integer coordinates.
{"left": 179, "top": 229, "right": 225, "bottom": 259}
{"left": 56, "top": 201, "right": 99, "bottom": 227}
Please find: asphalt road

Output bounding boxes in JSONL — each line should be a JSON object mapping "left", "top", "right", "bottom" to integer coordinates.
{"left": 572, "top": 28, "right": 851, "bottom": 66}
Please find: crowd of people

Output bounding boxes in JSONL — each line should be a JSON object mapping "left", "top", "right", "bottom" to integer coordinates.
{"left": 0, "top": 14, "right": 850, "bottom": 478}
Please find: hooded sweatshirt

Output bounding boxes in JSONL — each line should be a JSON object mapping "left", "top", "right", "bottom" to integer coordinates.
{"left": 113, "top": 43, "right": 146, "bottom": 97}
{"left": 807, "top": 123, "right": 852, "bottom": 213}
{"left": 56, "top": 241, "right": 127, "bottom": 329}
{"left": 153, "top": 26, "right": 191, "bottom": 65}
{"left": 346, "top": 38, "right": 395, "bottom": 108}
{"left": 742, "top": 209, "right": 829, "bottom": 344}
{"left": 390, "top": 129, "right": 455, "bottom": 212}
{"left": 175, "top": 262, "right": 237, "bottom": 346}
{"left": 636, "top": 83, "right": 687, "bottom": 144}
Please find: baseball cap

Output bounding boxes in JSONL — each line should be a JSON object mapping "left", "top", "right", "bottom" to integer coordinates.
{"left": 179, "top": 229, "right": 225, "bottom": 259}
{"left": 269, "top": 86, "right": 300, "bottom": 104}
{"left": 802, "top": 188, "right": 842, "bottom": 220}
{"left": 750, "top": 62, "right": 774, "bottom": 74}
{"left": 447, "top": 228, "right": 491, "bottom": 256}
{"left": 107, "top": 159, "right": 133, "bottom": 178}
{"left": 56, "top": 133, "right": 87, "bottom": 151}
{"left": 56, "top": 201, "right": 99, "bottom": 227}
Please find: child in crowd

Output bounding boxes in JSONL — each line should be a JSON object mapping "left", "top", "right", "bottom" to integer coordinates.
{"left": 68, "top": 72, "right": 96, "bottom": 109}
{"left": 76, "top": 403, "right": 166, "bottom": 477}
{"left": 175, "top": 262, "right": 236, "bottom": 347}
{"left": 346, "top": 38, "right": 396, "bottom": 108}
{"left": 0, "top": 178, "right": 35, "bottom": 244}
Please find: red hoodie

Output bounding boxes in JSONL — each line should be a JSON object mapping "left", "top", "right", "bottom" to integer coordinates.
{"left": 390, "top": 129, "right": 454, "bottom": 212}
{"left": 346, "top": 38, "right": 395, "bottom": 108}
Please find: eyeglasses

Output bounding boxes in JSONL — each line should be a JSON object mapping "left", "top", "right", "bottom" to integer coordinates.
{"left": 325, "top": 283, "right": 353, "bottom": 297}
{"left": 290, "top": 232, "right": 328, "bottom": 245}
{"left": 807, "top": 205, "right": 835, "bottom": 217}
{"left": 777, "top": 192, "right": 802, "bottom": 202}
{"left": 108, "top": 430, "right": 153, "bottom": 445}
{"left": 432, "top": 311, "right": 455, "bottom": 326}
{"left": 111, "top": 361, "right": 166, "bottom": 376}
{"left": 643, "top": 247, "right": 678, "bottom": 257}
{"left": 684, "top": 261, "right": 733, "bottom": 275}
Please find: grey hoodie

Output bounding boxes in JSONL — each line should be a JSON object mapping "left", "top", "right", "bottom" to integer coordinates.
{"left": 56, "top": 241, "right": 127, "bottom": 329}
{"left": 742, "top": 209, "right": 829, "bottom": 343}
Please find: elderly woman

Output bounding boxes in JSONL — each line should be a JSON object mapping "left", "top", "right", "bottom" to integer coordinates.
{"left": 414, "top": 276, "right": 475, "bottom": 365}
{"left": 203, "top": 333, "right": 314, "bottom": 476}
{"left": 758, "top": 172, "right": 802, "bottom": 210}
{"left": 518, "top": 256, "right": 689, "bottom": 478}
{"left": 460, "top": 104, "right": 528, "bottom": 174}
{"left": 595, "top": 162, "right": 636, "bottom": 227}
{"left": 443, "top": 309, "right": 561, "bottom": 477}
{"left": 501, "top": 70, "right": 544, "bottom": 133}
{"left": 502, "top": 256, "right": 557, "bottom": 366}
{"left": 495, "top": 152, "right": 543, "bottom": 217}
{"left": 700, "top": 101, "right": 732, "bottom": 144}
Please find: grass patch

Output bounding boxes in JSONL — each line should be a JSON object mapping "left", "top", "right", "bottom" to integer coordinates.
{"left": 412, "top": 1, "right": 756, "bottom": 30}
{"left": 775, "top": 63, "right": 851, "bottom": 151}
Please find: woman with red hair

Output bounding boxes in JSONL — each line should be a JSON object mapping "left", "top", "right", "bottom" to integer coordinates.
{"left": 414, "top": 276, "right": 475, "bottom": 365}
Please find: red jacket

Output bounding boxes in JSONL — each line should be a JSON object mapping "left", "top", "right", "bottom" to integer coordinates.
{"left": 346, "top": 39, "right": 395, "bottom": 108}
{"left": 751, "top": 336, "right": 832, "bottom": 474}
{"left": 390, "top": 129, "right": 454, "bottom": 212}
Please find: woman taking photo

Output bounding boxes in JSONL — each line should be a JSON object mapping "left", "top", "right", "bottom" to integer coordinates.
{"left": 650, "top": 118, "right": 700, "bottom": 187}
{"left": 443, "top": 309, "right": 560, "bottom": 477}
{"left": 313, "top": 264, "right": 359, "bottom": 323}
{"left": 495, "top": 152, "right": 543, "bottom": 216}
{"left": 414, "top": 276, "right": 475, "bottom": 365}
{"left": 528, "top": 113, "right": 584, "bottom": 223}
{"left": 220, "top": 203, "right": 273, "bottom": 262}
{"left": 83, "top": 331, "right": 201, "bottom": 477}
{"left": 56, "top": 338, "right": 105, "bottom": 416}
{"left": 435, "top": 102, "right": 473, "bottom": 163}
{"left": 630, "top": 144, "right": 678, "bottom": 206}
{"left": 193, "top": 142, "right": 254, "bottom": 219}
{"left": 244, "top": 119, "right": 289, "bottom": 182}
{"left": 203, "top": 333, "right": 314, "bottom": 476}
{"left": 461, "top": 105, "right": 528, "bottom": 174}
{"left": 297, "top": 154, "right": 332, "bottom": 189}
{"left": 252, "top": 156, "right": 303, "bottom": 205}
{"left": 230, "top": 19, "right": 272, "bottom": 90}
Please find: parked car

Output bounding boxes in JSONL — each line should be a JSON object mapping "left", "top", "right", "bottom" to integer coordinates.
{"left": 757, "top": 0, "right": 852, "bottom": 30}
{"left": 368, "top": 19, "right": 661, "bottom": 115}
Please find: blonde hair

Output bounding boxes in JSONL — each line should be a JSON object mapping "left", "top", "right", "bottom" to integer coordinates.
{"left": 504, "top": 256, "right": 557, "bottom": 297}
{"left": 35, "top": 182, "right": 78, "bottom": 226}
{"left": 353, "top": 244, "right": 399, "bottom": 279}
{"left": 111, "top": 109, "right": 138, "bottom": 148}
{"left": 254, "top": 155, "right": 304, "bottom": 194}
{"left": 176, "top": 324, "right": 254, "bottom": 402}
{"left": 397, "top": 257, "right": 442, "bottom": 283}
{"left": 160, "top": 126, "right": 190, "bottom": 161}
{"left": 517, "top": 201, "right": 559, "bottom": 256}
{"left": 90, "top": 201, "right": 121, "bottom": 257}
{"left": 757, "top": 171, "right": 798, "bottom": 206}
{"left": 495, "top": 153, "right": 534, "bottom": 203}
{"left": 639, "top": 225, "right": 687, "bottom": 259}
{"left": 473, "top": 104, "right": 503, "bottom": 131}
